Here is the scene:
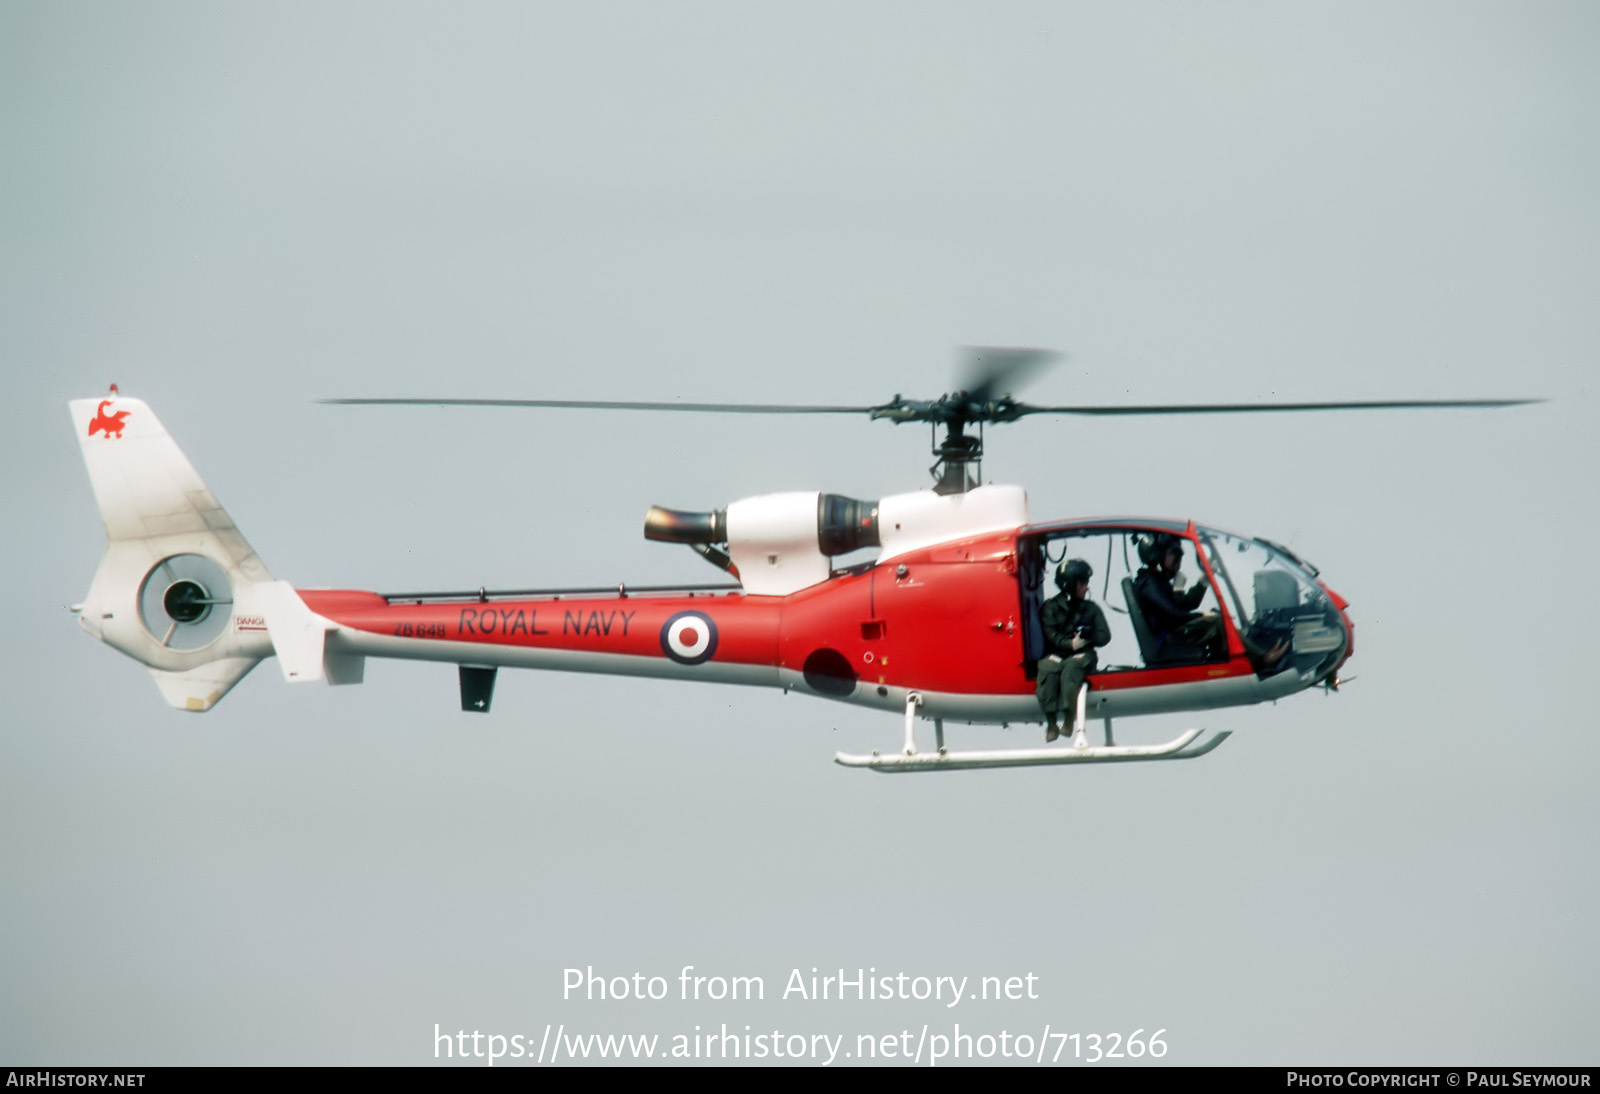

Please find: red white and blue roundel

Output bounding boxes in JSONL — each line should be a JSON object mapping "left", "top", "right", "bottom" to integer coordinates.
{"left": 660, "top": 610, "right": 718, "bottom": 665}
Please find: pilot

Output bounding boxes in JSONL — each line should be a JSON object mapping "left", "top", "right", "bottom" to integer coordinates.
{"left": 1133, "top": 533, "right": 1224, "bottom": 661}
{"left": 1037, "top": 558, "right": 1112, "bottom": 742}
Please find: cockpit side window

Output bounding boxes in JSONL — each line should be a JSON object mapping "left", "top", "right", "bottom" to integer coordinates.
{"left": 1023, "top": 529, "right": 1209, "bottom": 672}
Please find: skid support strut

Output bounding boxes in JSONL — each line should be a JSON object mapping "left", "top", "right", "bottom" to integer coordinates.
{"left": 1070, "top": 682, "right": 1090, "bottom": 749}
{"left": 902, "top": 692, "right": 922, "bottom": 756}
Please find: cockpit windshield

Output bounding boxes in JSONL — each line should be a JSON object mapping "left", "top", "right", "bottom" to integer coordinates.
{"left": 1197, "top": 528, "right": 1348, "bottom": 682}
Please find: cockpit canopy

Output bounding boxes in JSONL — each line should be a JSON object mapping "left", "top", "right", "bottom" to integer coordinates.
{"left": 1020, "top": 521, "right": 1348, "bottom": 681}
{"left": 1195, "top": 526, "right": 1347, "bottom": 679}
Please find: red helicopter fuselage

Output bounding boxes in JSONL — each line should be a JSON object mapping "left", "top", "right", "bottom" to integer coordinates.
{"left": 296, "top": 519, "right": 1353, "bottom": 726}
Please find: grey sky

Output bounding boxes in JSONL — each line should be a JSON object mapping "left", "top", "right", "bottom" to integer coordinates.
{"left": 3, "top": 1, "right": 1597, "bottom": 1065}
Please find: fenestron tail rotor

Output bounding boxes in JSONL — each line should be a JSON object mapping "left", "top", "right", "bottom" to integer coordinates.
{"left": 323, "top": 347, "right": 1541, "bottom": 494}
{"left": 137, "top": 554, "right": 232, "bottom": 651}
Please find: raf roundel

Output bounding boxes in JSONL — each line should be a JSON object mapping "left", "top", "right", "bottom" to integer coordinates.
{"left": 660, "top": 610, "right": 718, "bottom": 665}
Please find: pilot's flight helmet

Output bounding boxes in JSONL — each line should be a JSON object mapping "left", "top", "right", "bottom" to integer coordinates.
{"left": 1136, "top": 532, "right": 1183, "bottom": 567}
{"left": 1056, "top": 558, "right": 1092, "bottom": 590}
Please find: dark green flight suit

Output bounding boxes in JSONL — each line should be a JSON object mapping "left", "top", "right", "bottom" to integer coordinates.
{"left": 1036, "top": 594, "right": 1112, "bottom": 723}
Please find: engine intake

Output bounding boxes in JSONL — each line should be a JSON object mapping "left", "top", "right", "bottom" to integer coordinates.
{"left": 817, "top": 494, "right": 880, "bottom": 556}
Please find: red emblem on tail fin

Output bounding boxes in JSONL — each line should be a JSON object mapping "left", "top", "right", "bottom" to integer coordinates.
{"left": 88, "top": 400, "right": 131, "bottom": 439}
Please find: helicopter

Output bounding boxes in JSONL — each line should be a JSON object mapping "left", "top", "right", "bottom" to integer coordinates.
{"left": 67, "top": 351, "right": 1536, "bottom": 773}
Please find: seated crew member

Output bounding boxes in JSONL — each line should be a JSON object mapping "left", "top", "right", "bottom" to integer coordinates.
{"left": 1133, "top": 533, "right": 1224, "bottom": 662}
{"left": 1037, "top": 558, "right": 1112, "bottom": 742}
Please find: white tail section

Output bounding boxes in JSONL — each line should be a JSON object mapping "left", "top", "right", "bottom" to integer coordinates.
{"left": 69, "top": 391, "right": 338, "bottom": 710}
{"left": 71, "top": 394, "right": 272, "bottom": 568}
{"left": 148, "top": 658, "right": 263, "bottom": 713}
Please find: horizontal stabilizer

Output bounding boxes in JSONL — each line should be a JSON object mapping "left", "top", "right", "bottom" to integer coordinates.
{"left": 258, "top": 581, "right": 333, "bottom": 683}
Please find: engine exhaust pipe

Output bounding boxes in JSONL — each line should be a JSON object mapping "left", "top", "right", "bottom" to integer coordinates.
{"left": 644, "top": 506, "right": 726, "bottom": 544}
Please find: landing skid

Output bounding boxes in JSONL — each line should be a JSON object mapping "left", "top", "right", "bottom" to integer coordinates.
{"left": 834, "top": 688, "right": 1232, "bottom": 773}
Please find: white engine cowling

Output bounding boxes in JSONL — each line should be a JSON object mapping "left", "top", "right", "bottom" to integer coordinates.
{"left": 725, "top": 492, "right": 832, "bottom": 596}
{"left": 649, "top": 485, "right": 1030, "bottom": 597}
{"left": 875, "top": 484, "right": 1029, "bottom": 562}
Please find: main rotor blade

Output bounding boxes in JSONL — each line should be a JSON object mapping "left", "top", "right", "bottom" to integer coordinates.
{"left": 322, "top": 397, "right": 878, "bottom": 414}
{"left": 957, "top": 346, "right": 1062, "bottom": 404}
{"left": 322, "top": 393, "right": 1543, "bottom": 426}
{"left": 1014, "top": 397, "right": 1542, "bottom": 417}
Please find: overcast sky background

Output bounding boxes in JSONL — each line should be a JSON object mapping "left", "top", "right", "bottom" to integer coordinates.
{"left": 3, "top": 1, "right": 1597, "bottom": 1066}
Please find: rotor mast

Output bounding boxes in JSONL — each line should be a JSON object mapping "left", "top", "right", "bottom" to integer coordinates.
{"left": 869, "top": 385, "right": 1029, "bottom": 495}
{"left": 932, "top": 420, "right": 982, "bottom": 495}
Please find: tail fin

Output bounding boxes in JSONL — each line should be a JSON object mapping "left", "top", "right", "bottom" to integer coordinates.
{"left": 70, "top": 389, "right": 276, "bottom": 711}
